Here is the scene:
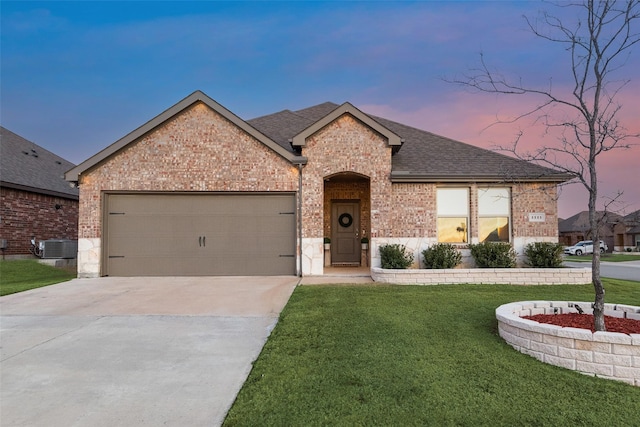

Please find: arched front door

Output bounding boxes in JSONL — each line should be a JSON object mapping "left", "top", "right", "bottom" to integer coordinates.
{"left": 331, "top": 200, "right": 360, "bottom": 265}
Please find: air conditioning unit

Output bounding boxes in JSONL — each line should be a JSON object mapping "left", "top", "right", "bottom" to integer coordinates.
{"left": 40, "top": 239, "right": 78, "bottom": 259}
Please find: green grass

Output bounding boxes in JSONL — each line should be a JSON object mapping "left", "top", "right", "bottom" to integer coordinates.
{"left": 224, "top": 279, "right": 640, "bottom": 426}
{"left": 0, "top": 259, "right": 76, "bottom": 296}
{"left": 565, "top": 253, "right": 640, "bottom": 262}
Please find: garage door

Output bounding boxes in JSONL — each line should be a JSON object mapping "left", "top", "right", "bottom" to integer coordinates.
{"left": 104, "top": 193, "right": 296, "bottom": 276}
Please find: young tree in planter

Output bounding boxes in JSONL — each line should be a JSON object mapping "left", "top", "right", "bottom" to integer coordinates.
{"left": 451, "top": 1, "right": 640, "bottom": 331}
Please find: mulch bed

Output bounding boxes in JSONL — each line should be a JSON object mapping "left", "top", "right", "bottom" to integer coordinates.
{"left": 523, "top": 313, "right": 640, "bottom": 335}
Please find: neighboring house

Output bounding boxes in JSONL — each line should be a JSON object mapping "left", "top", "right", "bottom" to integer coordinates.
{"left": 558, "top": 210, "right": 640, "bottom": 252}
{"left": 613, "top": 210, "right": 640, "bottom": 251}
{"left": 0, "top": 127, "right": 79, "bottom": 257}
{"left": 65, "top": 91, "right": 572, "bottom": 278}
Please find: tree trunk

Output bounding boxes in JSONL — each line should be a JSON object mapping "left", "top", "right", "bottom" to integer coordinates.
{"left": 589, "top": 153, "right": 606, "bottom": 331}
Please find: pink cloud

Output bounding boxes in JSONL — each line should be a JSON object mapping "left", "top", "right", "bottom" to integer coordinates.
{"left": 360, "top": 82, "right": 640, "bottom": 218}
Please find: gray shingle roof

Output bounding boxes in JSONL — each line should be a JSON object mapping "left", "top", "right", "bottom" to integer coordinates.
{"left": 558, "top": 210, "right": 623, "bottom": 233}
{"left": 0, "top": 127, "right": 78, "bottom": 199}
{"left": 64, "top": 92, "right": 573, "bottom": 184}
{"left": 248, "top": 102, "right": 573, "bottom": 182}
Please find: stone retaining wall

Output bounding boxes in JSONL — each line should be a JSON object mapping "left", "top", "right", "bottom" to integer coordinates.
{"left": 496, "top": 301, "right": 640, "bottom": 386}
{"left": 371, "top": 267, "right": 591, "bottom": 285}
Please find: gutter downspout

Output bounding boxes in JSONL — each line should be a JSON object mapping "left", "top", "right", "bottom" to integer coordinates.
{"left": 297, "top": 163, "right": 303, "bottom": 277}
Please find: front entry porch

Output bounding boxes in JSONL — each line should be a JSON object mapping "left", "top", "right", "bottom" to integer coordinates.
{"left": 324, "top": 173, "right": 371, "bottom": 268}
{"left": 299, "top": 265, "right": 374, "bottom": 285}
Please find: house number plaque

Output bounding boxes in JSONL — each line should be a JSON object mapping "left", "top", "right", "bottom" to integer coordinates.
{"left": 528, "top": 213, "right": 546, "bottom": 222}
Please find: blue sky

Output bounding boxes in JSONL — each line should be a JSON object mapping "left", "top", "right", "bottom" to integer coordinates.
{"left": 2, "top": 1, "right": 639, "bottom": 217}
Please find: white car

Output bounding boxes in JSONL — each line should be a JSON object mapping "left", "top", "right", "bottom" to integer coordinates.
{"left": 564, "top": 240, "right": 608, "bottom": 256}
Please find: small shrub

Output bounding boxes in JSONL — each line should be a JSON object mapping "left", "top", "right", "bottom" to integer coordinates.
{"left": 524, "top": 242, "right": 564, "bottom": 268}
{"left": 422, "top": 243, "right": 462, "bottom": 269}
{"left": 469, "top": 241, "right": 516, "bottom": 268}
{"left": 379, "top": 244, "right": 414, "bottom": 269}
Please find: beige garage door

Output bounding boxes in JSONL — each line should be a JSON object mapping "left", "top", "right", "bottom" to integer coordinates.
{"left": 105, "top": 193, "right": 296, "bottom": 276}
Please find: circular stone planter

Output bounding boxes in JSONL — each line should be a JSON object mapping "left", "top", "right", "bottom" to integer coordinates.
{"left": 496, "top": 301, "right": 640, "bottom": 386}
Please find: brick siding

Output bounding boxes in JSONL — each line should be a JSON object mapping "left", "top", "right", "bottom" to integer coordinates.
{"left": 0, "top": 187, "right": 78, "bottom": 255}
{"left": 301, "top": 114, "right": 393, "bottom": 239}
{"left": 78, "top": 102, "right": 299, "bottom": 240}
{"left": 76, "top": 103, "right": 563, "bottom": 275}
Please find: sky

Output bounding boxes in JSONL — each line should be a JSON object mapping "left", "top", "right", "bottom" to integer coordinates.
{"left": 2, "top": 1, "right": 639, "bottom": 219}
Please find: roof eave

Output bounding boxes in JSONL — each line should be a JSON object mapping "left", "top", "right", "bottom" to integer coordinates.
{"left": 390, "top": 172, "right": 575, "bottom": 183}
{"left": 1, "top": 181, "right": 79, "bottom": 200}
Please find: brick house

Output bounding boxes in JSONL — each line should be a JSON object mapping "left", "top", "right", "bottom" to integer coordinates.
{"left": 558, "top": 210, "right": 621, "bottom": 251}
{"left": 613, "top": 210, "right": 640, "bottom": 251}
{"left": 1, "top": 127, "right": 79, "bottom": 257}
{"left": 558, "top": 210, "right": 640, "bottom": 252}
{"left": 65, "top": 91, "right": 571, "bottom": 277}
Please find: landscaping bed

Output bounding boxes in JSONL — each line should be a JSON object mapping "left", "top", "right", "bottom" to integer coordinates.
{"left": 371, "top": 266, "right": 591, "bottom": 285}
{"left": 496, "top": 300, "right": 640, "bottom": 387}
{"left": 524, "top": 313, "right": 640, "bottom": 334}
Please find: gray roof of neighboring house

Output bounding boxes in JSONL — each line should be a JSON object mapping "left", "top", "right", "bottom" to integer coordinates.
{"left": 0, "top": 127, "right": 79, "bottom": 199}
{"left": 558, "top": 210, "right": 624, "bottom": 233}
{"left": 248, "top": 102, "right": 572, "bottom": 183}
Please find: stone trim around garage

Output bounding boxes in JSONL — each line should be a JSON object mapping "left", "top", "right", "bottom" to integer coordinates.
{"left": 371, "top": 267, "right": 591, "bottom": 285}
{"left": 496, "top": 301, "right": 640, "bottom": 387}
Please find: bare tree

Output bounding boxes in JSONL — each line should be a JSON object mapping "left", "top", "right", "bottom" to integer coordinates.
{"left": 451, "top": 0, "right": 640, "bottom": 331}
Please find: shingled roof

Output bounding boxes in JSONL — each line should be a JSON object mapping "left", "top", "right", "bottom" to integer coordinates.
{"left": 0, "top": 127, "right": 78, "bottom": 199}
{"left": 558, "top": 210, "right": 624, "bottom": 233}
{"left": 65, "top": 91, "right": 573, "bottom": 184}
{"left": 248, "top": 102, "right": 573, "bottom": 183}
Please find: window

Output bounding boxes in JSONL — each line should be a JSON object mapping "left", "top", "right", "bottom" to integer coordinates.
{"left": 437, "top": 188, "right": 469, "bottom": 243}
{"left": 478, "top": 188, "right": 510, "bottom": 242}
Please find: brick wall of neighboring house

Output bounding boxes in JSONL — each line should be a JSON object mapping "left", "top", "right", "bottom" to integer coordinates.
{"left": 0, "top": 186, "right": 78, "bottom": 255}
{"left": 78, "top": 102, "right": 299, "bottom": 240}
{"left": 301, "top": 114, "right": 393, "bottom": 239}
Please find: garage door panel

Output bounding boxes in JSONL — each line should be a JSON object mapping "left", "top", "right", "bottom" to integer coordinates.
{"left": 105, "top": 194, "right": 295, "bottom": 276}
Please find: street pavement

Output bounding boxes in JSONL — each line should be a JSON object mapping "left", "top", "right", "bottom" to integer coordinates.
{"left": 564, "top": 259, "right": 640, "bottom": 281}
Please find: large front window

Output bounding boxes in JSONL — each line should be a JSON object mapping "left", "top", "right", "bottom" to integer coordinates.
{"left": 437, "top": 188, "right": 469, "bottom": 243}
{"left": 478, "top": 188, "right": 510, "bottom": 242}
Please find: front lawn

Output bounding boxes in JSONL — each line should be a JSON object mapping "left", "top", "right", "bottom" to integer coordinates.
{"left": 224, "top": 279, "right": 640, "bottom": 426}
{"left": 0, "top": 259, "right": 76, "bottom": 296}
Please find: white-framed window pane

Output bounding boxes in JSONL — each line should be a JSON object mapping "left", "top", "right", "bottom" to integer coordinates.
{"left": 437, "top": 217, "right": 468, "bottom": 243}
{"left": 479, "top": 217, "right": 510, "bottom": 242}
{"left": 478, "top": 188, "right": 509, "bottom": 215}
{"left": 437, "top": 188, "right": 469, "bottom": 216}
{"left": 437, "top": 188, "right": 469, "bottom": 243}
{"left": 479, "top": 188, "right": 510, "bottom": 243}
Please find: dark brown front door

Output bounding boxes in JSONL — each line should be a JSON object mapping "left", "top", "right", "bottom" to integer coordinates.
{"left": 331, "top": 201, "right": 360, "bottom": 265}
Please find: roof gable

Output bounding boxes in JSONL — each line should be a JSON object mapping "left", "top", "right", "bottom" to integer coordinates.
{"left": 0, "top": 127, "right": 78, "bottom": 199}
{"left": 65, "top": 91, "right": 306, "bottom": 182}
{"left": 291, "top": 102, "right": 402, "bottom": 148}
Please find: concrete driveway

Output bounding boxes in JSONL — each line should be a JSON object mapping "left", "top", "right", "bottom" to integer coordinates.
{"left": 0, "top": 276, "right": 298, "bottom": 426}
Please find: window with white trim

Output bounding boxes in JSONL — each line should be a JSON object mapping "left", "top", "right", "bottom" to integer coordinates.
{"left": 437, "top": 188, "right": 469, "bottom": 243}
{"left": 478, "top": 188, "right": 510, "bottom": 242}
